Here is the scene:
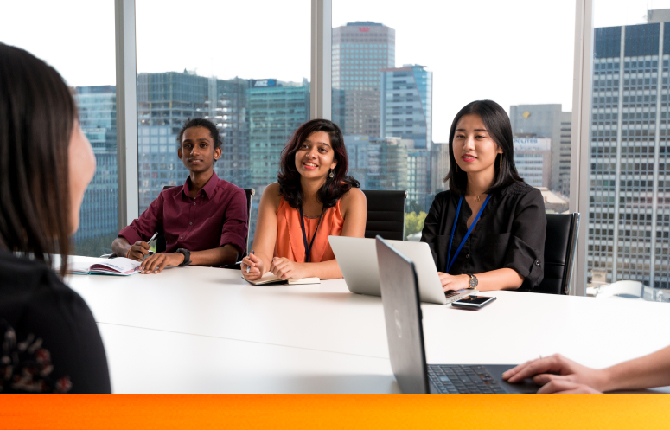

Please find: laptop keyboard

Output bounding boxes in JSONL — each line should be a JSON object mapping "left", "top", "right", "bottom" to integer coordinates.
{"left": 427, "top": 365, "right": 507, "bottom": 394}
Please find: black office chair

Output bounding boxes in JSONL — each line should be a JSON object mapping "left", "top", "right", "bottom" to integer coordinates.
{"left": 155, "top": 186, "right": 255, "bottom": 257}
{"left": 534, "top": 213, "right": 580, "bottom": 295}
{"left": 361, "top": 190, "right": 407, "bottom": 241}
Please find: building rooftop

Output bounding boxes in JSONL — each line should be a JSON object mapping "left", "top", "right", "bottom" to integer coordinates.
{"left": 346, "top": 21, "right": 385, "bottom": 27}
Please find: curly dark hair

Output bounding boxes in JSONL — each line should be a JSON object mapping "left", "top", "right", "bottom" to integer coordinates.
{"left": 277, "top": 118, "right": 360, "bottom": 209}
{"left": 444, "top": 99, "right": 523, "bottom": 195}
{"left": 176, "top": 118, "right": 222, "bottom": 162}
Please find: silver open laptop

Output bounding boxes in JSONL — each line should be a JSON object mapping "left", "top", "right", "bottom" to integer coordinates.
{"left": 329, "top": 235, "right": 476, "bottom": 305}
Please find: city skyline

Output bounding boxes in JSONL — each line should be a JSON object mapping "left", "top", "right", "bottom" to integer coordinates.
{"left": 0, "top": 0, "right": 591, "bottom": 143}
{"left": 6, "top": 1, "right": 670, "bottom": 303}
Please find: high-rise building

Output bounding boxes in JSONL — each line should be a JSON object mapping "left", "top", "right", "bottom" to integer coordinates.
{"left": 213, "top": 78, "right": 250, "bottom": 189}
{"left": 380, "top": 65, "right": 432, "bottom": 151}
{"left": 73, "top": 86, "right": 118, "bottom": 255}
{"left": 509, "top": 104, "right": 571, "bottom": 196}
{"left": 366, "top": 137, "right": 408, "bottom": 191}
{"left": 513, "top": 138, "right": 552, "bottom": 188}
{"left": 588, "top": 19, "right": 670, "bottom": 291}
{"left": 343, "top": 135, "right": 370, "bottom": 189}
{"left": 406, "top": 148, "right": 431, "bottom": 211}
{"left": 558, "top": 112, "right": 572, "bottom": 195}
{"left": 247, "top": 79, "right": 310, "bottom": 193}
{"left": 430, "top": 143, "right": 451, "bottom": 196}
{"left": 332, "top": 22, "right": 395, "bottom": 137}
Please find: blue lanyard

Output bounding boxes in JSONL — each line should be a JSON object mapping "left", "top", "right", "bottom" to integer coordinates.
{"left": 446, "top": 195, "right": 491, "bottom": 273}
{"left": 298, "top": 207, "right": 325, "bottom": 263}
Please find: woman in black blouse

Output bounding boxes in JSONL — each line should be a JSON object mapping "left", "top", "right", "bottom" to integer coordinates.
{"left": 421, "top": 100, "right": 546, "bottom": 292}
{"left": 0, "top": 45, "right": 110, "bottom": 393}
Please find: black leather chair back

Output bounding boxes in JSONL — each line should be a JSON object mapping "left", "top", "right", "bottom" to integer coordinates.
{"left": 240, "top": 188, "right": 255, "bottom": 256}
{"left": 362, "top": 189, "right": 407, "bottom": 241}
{"left": 155, "top": 186, "right": 255, "bottom": 255}
{"left": 535, "top": 213, "right": 580, "bottom": 295}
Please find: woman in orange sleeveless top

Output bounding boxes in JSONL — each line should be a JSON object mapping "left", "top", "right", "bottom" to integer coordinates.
{"left": 241, "top": 119, "right": 367, "bottom": 280}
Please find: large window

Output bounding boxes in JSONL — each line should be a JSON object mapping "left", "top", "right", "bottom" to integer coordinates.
{"left": 332, "top": 0, "right": 576, "bottom": 239}
{"left": 586, "top": 0, "right": 670, "bottom": 301}
{"left": 135, "top": 0, "right": 310, "bottom": 246}
{"left": 0, "top": 0, "right": 119, "bottom": 257}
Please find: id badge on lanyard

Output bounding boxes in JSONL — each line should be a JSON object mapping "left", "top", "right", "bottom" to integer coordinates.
{"left": 445, "top": 195, "right": 491, "bottom": 273}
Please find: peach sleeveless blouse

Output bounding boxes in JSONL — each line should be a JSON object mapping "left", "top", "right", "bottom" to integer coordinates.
{"left": 275, "top": 197, "right": 344, "bottom": 263}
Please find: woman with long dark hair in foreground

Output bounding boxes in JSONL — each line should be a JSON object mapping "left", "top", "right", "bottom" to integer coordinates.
{"left": 0, "top": 44, "right": 110, "bottom": 393}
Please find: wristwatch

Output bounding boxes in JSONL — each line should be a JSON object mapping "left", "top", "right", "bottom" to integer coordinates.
{"left": 176, "top": 248, "right": 192, "bottom": 266}
{"left": 467, "top": 273, "right": 478, "bottom": 289}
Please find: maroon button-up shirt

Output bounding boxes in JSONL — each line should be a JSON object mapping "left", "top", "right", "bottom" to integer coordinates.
{"left": 118, "top": 173, "right": 248, "bottom": 255}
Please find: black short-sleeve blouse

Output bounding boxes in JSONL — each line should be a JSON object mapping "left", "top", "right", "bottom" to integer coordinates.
{"left": 420, "top": 182, "right": 546, "bottom": 291}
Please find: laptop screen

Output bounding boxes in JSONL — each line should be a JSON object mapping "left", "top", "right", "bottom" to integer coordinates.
{"left": 375, "top": 236, "right": 430, "bottom": 394}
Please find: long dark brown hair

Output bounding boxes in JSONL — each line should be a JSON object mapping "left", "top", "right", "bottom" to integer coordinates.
{"left": 0, "top": 44, "right": 76, "bottom": 277}
{"left": 277, "top": 118, "right": 359, "bottom": 209}
{"left": 444, "top": 100, "right": 523, "bottom": 195}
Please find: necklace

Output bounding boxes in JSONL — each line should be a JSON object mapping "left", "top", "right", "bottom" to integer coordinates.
{"left": 475, "top": 195, "right": 481, "bottom": 203}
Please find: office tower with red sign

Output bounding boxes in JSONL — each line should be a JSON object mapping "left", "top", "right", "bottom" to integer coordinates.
{"left": 332, "top": 22, "right": 395, "bottom": 138}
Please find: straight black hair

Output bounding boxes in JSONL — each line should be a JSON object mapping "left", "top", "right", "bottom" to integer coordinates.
{"left": 444, "top": 99, "right": 523, "bottom": 195}
{"left": 0, "top": 44, "right": 76, "bottom": 277}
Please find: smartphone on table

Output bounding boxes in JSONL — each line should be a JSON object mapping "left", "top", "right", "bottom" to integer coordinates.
{"left": 451, "top": 295, "right": 496, "bottom": 310}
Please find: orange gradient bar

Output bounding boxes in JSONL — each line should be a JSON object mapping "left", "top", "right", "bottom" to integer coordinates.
{"left": 1, "top": 395, "right": 669, "bottom": 430}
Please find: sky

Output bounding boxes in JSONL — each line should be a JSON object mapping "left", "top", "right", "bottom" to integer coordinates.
{"left": 2, "top": 0, "right": 670, "bottom": 142}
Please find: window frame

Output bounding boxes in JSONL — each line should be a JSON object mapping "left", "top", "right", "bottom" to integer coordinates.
{"left": 115, "top": 0, "right": 593, "bottom": 296}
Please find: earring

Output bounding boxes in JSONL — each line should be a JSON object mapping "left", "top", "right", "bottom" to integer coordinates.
{"left": 328, "top": 169, "right": 335, "bottom": 178}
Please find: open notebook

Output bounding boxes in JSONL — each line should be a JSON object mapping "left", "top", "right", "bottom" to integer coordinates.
{"left": 69, "top": 257, "right": 142, "bottom": 276}
{"left": 245, "top": 272, "right": 320, "bottom": 286}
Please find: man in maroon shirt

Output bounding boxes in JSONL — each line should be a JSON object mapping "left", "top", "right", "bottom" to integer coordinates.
{"left": 111, "top": 118, "right": 248, "bottom": 273}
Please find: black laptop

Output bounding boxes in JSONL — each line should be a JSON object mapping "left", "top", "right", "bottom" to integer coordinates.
{"left": 375, "top": 235, "right": 538, "bottom": 394}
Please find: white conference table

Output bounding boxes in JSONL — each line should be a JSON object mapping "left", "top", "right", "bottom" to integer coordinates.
{"left": 67, "top": 257, "right": 670, "bottom": 394}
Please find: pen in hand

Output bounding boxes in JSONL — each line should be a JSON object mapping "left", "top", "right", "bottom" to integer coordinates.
{"left": 148, "top": 232, "right": 158, "bottom": 256}
{"left": 246, "top": 250, "right": 254, "bottom": 274}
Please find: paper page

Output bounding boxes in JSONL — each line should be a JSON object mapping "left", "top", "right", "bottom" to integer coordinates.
{"left": 90, "top": 257, "right": 142, "bottom": 274}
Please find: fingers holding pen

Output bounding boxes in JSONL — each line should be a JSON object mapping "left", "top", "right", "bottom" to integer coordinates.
{"left": 241, "top": 252, "right": 262, "bottom": 280}
{"left": 127, "top": 241, "right": 150, "bottom": 261}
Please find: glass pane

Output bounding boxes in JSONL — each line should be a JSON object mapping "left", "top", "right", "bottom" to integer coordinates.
{"left": 332, "top": 0, "right": 575, "bottom": 240}
{"left": 588, "top": 0, "right": 670, "bottom": 302}
{"left": 0, "top": 0, "right": 119, "bottom": 257}
{"left": 135, "top": 0, "right": 310, "bottom": 247}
